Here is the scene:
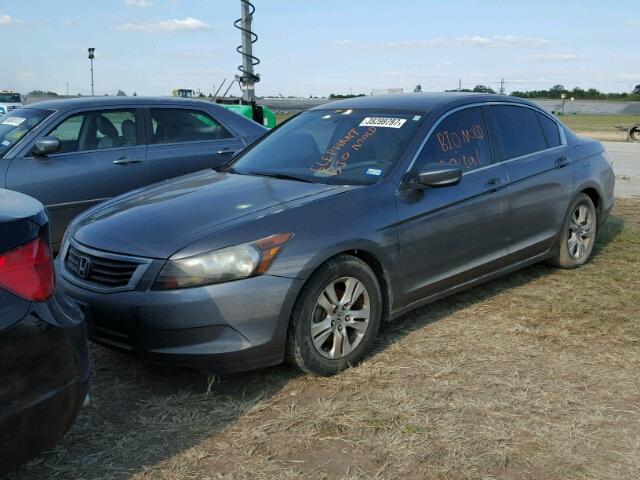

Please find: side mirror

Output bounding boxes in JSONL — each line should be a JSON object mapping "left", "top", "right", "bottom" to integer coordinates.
{"left": 34, "top": 137, "right": 60, "bottom": 156}
{"left": 412, "top": 164, "right": 462, "bottom": 189}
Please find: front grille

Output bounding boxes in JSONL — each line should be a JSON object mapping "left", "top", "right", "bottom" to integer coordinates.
{"left": 6, "top": 105, "right": 18, "bottom": 111}
{"left": 65, "top": 246, "right": 141, "bottom": 287}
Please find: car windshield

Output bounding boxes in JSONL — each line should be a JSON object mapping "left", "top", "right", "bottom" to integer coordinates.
{"left": 230, "top": 109, "right": 424, "bottom": 185}
{"left": 0, "top": 108, "right": 52, "bottom": 157}
{"left": 0, "top": 93, "right": 21, "bottom": 103}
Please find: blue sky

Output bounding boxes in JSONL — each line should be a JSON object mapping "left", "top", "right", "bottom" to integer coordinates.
{"left": 0, "top": 0, "right": 638, "bottom": 97}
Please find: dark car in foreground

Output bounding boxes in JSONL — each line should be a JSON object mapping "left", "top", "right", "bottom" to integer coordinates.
{"left": 0, "top": 189, "right": 90, "bottom": 473}
{"left": 57, "top": 93, "right": 614, "bottom": 376}
{"left": 0, "top": 97, "right": 267, "bottom": 249}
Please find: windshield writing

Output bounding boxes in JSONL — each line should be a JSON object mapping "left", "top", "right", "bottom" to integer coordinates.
{"left": 232, "top": 110, "right": 423, "bottom": 185}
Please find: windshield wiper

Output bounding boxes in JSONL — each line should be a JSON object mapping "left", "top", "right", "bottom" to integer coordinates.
{"left": 247, "top": 171, "right": 314, "bottom": 183}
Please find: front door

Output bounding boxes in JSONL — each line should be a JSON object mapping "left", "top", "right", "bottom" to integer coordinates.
{"left": 146, "top": 107, "right": 245, "bottom": 183}
{"left": 395, "top": 106, "right": 511, "bottom": 306}
{"left": 5, "top": 108, "right": 147, "bottom": 246}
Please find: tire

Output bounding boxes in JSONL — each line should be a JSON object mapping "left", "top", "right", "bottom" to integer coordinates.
{"left": 286, "top": 254, "right": 382, "bottom": 376}
{"left": 546, "top": 193, "right": 597, "bottom": 269}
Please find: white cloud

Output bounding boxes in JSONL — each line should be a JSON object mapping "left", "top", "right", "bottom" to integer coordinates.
{"left": 125, "top": 0, "right": 154, "bottom": 6}
{"left": 379, "top": 35, "right": 551, "bottom": 49}
{"left": 523, "top": 54, "right": 589, "bottom": 62}
{"left": 0, "top": 13, "right": 22, "bottom": 26}
{"left": 626, "top": 20, "right": 640, "bottom": 27}
{"left": 118, "top": 17, "right": 210, "bottom": 33}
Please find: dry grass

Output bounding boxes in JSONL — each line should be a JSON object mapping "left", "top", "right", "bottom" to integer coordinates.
{"left": 9, "top": 200, "right": 640, "bottom": 480}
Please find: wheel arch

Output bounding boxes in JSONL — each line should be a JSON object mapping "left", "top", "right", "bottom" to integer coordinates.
{"left": 294, "top": 243, "right": 396, "bottom": 324}
{"left": 579, "top": 186, "right": 602, "bottom": 221}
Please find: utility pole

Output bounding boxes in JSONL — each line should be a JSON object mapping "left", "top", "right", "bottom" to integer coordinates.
{"left": 499, "top": 78, "right": 505, "bottom": 95}
{"left": 458, "top": 79, "right": 462, "bottom": 92}
{"left": 66, "top": 81, "right": 69, "bottom": 96}
{"left": 88, "top": 48, "right": 95, "bottom": 96}
{"left": 234, "top": 1, "right": 260, "bottom": 104}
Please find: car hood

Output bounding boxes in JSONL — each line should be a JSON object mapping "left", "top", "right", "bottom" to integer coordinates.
{"left": 72, "top": 170, "right": 344, "bottom": 258}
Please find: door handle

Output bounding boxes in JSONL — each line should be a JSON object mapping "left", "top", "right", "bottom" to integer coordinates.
{"left": 483, "top": 178, "right": 505, "bottom": 193}
{"left": 217, "top": 148, "right": 238, "bottom": 155}
{"left": 113, "top": 157, "right": 142, "bottom": 165}
{"left": 555, "top": 156, "right": 570, "bottom": 168}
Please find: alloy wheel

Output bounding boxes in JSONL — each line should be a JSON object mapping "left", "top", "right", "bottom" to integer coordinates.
{"left": 567, "top": 204, "right": 594, "bottom": 259}
{"left": 310, "top": 276, "right": 371, "bottom": 359}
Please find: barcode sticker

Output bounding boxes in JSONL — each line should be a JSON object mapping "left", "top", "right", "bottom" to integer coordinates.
{"left": 359, "top": 117, "right": 406, "bottom": 128}
{"left": 2, "top": 117, "right": 25, "bottom": 126}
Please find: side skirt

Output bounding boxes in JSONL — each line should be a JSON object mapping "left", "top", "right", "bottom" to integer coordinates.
{"left": 389, "top": 250, "right": 552, "bottom": 321}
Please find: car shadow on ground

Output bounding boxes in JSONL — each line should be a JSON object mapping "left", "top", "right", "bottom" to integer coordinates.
{"left": 9, "top": 215, "right": 624, "bottom": 480}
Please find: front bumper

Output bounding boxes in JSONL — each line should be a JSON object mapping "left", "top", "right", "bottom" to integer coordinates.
{"left": 58, "top": 267, "right": 304, "bottom": 373}
{"left": 0, "top": 294, "right": 90, "bottom": 473}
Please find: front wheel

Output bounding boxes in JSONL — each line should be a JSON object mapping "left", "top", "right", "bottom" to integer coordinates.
{"left": 546, "top": 193, "right": 597, "bottom": 269}
{"left": 286, "top": 255, "right": 382, "bottom": 376}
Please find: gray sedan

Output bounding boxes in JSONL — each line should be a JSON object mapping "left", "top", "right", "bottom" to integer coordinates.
{"left": 58, "top": 93, "right": 615, "bottom": 376}
{"left": 0, "top": 97, "right": 266, "bottom": 248}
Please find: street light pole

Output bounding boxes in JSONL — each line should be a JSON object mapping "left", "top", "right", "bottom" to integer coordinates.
{"left": 88, "top": 48, "right": 95, "bottom": 96}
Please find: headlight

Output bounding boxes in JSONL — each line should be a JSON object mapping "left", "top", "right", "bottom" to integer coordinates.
{"left": 153, "top": 233, "right": 293, "bottom": 289}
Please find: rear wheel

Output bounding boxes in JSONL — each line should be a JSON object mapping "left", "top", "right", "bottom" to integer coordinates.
{"left": 286, "top": 255, "right": 382, "bottom": 376}
{"left": 546, "top": 193, "right": 597, "bottom": 268}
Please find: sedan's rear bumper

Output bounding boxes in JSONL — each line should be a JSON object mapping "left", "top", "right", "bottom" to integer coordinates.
{"left": 58, "top": 271, "right": 304, "bottom": 374}
{"left": 0, "top": 294, "right": 90, "bottom": 473}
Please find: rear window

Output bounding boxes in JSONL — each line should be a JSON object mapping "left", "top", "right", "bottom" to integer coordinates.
{"left": 536, "top": 112, "right": 562, "bottom": 148}
{"left": 491, "top": 105, "right": 547, "bottom": 160}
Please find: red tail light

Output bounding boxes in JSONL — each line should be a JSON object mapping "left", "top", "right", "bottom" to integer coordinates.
{"left": 0, "top": 236, "right": 55, "bottom": 301}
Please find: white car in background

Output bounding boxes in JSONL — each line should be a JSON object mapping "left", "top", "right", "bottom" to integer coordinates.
{"left": 0, "top": 91, "right": 23, "bottom": 115}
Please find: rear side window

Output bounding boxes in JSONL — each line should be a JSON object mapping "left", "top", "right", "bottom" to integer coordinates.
{"left": 536, "top": 112, "right": 561, "bottom": 148}
{"left": 491, "top": 105, "right": 547, "bottom": 160}
{"left": 417, "top": 106, "right": 493, "bottom": 172}
{"left": 150, "top": 109, "right": 233, "bottom": 144}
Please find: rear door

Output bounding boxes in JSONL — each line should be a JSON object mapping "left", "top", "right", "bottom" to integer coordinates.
{"left": 487, "top": 105, "right": 571, "bottom": 260}
{"left": 145, "top": 107, "right": 245, "bottom": 183}
{"left": 5, "top": 107, "right": 147, "bottom": 247}
{"left": 395, "top": 106, "right": 511, "bottom": 306}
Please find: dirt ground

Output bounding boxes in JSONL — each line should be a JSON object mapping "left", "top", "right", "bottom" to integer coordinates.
{"left": 8, "top": 200, "right": 640, "bottom": 480}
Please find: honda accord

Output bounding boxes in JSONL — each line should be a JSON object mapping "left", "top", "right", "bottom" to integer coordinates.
{"left": 57, "top": 93, "right": 614, "bottom": 376}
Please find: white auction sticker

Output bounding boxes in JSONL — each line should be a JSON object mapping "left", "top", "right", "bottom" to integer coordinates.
{"left": 359, "top": 117, "right": 406, "bottom": 128}
{"left": 2, "top": 117, "right": 25, "bottom": 127}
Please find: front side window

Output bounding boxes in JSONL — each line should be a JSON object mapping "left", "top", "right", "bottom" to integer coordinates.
{"left": 230, "top": 109, "right": 425, "bottom": 185}
{"left": 491, "top": 105, "right": 548, "bottom": 160}
{"left": 150, "top": 109, "right": 233, "bottom": 144}
{"left": 416, "top": 107, "right": 493, "bottom": 172}
{"left": 0, "top": 108, "right": 52, "bottom": 157}
{"left": 48, "top": 109, "right": 138, "bottom": 154}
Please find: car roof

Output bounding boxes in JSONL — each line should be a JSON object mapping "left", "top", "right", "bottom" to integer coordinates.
{"left": 310, "top": 92, "right": 539, "bottom": 113}
{"left": 23, "top": 96, "right": 223, "bottom": 112}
